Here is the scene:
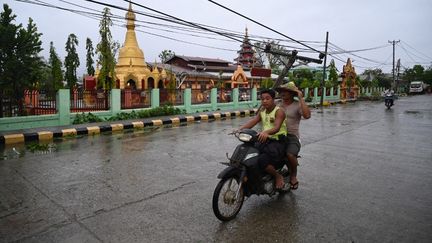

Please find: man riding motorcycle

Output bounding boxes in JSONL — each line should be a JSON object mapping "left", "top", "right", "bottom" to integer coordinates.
{"left": 237, "top": 89, "right": 288, "bottom": 189}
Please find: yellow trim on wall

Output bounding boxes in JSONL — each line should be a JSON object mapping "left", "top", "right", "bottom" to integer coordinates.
{"left": 152, "top": 120, "right": 163, "bottom": 126}
{"left": 62, "top": 129, "right": 77, "bottom": 136}
{"left": 132, "top": 121, "right": 144, "bottom": 128}
{"left": 3, "top": 134, "right": 24, "bottom": 144}
{"left": 38, "top": 131, "right": 53, "bottom": 141}
{"left": 111, "top": 124, "right": 124, "bottom": 131}
{"left": 87, "top": 126, "right": 100, "bottom": 135}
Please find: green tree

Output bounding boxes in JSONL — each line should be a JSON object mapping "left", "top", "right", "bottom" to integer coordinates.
{"left": 96, "top": 7, "right": 117, "bottom": 90}
{"left": 64, "top": 33, "right": 80, "bottom": 88}
{"left": 362, "top": 68, "right": 392, "bottom": 88}
{"left": 292, "top": 68, "right": 313, "bottom": 87}
{"left": 327, "top": 59, "right": 339, "bottom": 87}
{"left": 158, "top": 49, "right": 175, "bottom": 63}
{"left": 423, "top": 66, "right": 432, "bottom": 85}
{"left": 86, "top": 37, "right": 95, "bottom": 76}
{"left": 261, "top": 78, "right": 274, "bottom": 89}
{"left": 0, "top": 4, "right": 44, "bottom": 116}
{"left": 48, "top": 41, "right": 64, "bottom": 91}
{"left": 403, "top": 64, "right": 425, "bottom": 82}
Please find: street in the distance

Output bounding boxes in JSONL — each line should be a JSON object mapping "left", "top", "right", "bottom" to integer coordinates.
{"left": 1, "top": 95, "right": 431, "bottom": 242}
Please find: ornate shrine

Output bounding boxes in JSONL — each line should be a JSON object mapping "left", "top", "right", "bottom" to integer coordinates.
{"left": 340, "top": 58, "right": 358, "bottom": 100}
{"left": 95, "top": 2, "right": 169, "bottom": 90}
{"left": 234, "top": 27, "right": 263, "bottom": 69}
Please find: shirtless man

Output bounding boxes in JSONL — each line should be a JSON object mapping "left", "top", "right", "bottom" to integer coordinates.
{"left": 276, "top": 82, "right": 311, "bottom": 190}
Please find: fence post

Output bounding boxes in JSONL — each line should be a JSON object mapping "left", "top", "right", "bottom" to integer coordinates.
{"left": 211, "top": 88, "right": 217, "bottom": 110}
{"left": 151, "top": 89, "right": 160, "bottom": 108}
{"left": 314, "top": 87, "right": 318, "bottom": 103}
{"left": 111, "top": 89, "right": 121, "bottom": 115}
{"left": 304, "top": 88, "right": 309, "bottom": 99}
{"left": 252, "top": 87, "right": 258, "bottom": 107}
{"left": 232, "top": 88, "right": 239, "bottom": 109}
{"left": 184, "top": 88, "right": 192, "bottom": 113}
{"left": 323, "top": 87, "right": 327, "bottom": 101}
{"left": 57, "top": 89, "right": 70, "bottom": 126}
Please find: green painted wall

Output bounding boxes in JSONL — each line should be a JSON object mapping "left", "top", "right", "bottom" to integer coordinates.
{"left": 0, "top": 86, "right": 382, "bottom": 132}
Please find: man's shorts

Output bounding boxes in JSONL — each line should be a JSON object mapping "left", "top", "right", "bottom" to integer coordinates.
{"left": 285, "top": 134, "right": 301, "bottom": 156}
{"left": 256, "top": 140, "right": 286, "bottom": 171}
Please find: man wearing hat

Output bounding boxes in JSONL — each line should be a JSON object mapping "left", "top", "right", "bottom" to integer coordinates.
{"left": 276, "top": 82, "right": 311, "bottom": 190}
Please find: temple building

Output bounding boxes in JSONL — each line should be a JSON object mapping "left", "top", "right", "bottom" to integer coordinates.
{"left": 114, "top": 2, "right": 165, "bottom": 90}
{"left": 161, "top": 28, "right": 273, "bottom": 90}
{"left": 234, "top": 27, "right": 264, "bottom": 69}
{"left": 87, "top": 3, "right": 273, "bottom": 92}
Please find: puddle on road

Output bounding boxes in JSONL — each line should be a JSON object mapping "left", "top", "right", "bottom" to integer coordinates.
{"left": 0, "top": 118, "right": 245, "bottom": 161}
{"left": 405, "top": 110, "right": 421, "bottom": 114}
{"left": 0, "top": 126, "right": 169, "bottom": 161}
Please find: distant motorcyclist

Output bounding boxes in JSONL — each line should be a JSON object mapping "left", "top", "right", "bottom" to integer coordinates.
{"left": 383, "top": 88, "right": 395, "bottom": 107}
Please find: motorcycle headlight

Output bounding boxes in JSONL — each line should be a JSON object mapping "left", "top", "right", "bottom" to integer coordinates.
{"left": 244, "top": 152, "right": 259, "bottom": 161}
{"left": 238, "top": 133, "right": 253, "bottom": 142}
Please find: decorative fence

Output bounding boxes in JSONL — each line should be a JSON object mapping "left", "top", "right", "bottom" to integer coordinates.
{"left": 121, "top": 89, "right": 150, "bottom": 109}
{"left": 191, "top": 89, "right": 211, "bottom": 104}
{"left": 159, "top": 89, "right": 184, "bottom": 106}
{"left": 1, "top": 86, "right": 389, "bottom": 131}
{"left": 71, "top": 89, "right": 110, "bottom": 112}
{"left": 0, "top": 91, "right": 20, "bottom": 117}
{"left": 30, "top": 90, "right": 57, "bottom": 115}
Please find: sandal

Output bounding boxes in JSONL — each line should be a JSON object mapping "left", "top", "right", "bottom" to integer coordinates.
{"left": 290, "top": 181, "right": 299, "bottom": 190}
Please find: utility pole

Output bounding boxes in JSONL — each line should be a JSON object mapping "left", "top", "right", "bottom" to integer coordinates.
{"left": 388, "top": 40, "right": 400, "bottom": 90}
{"left": 320, "top": 32, "right": 329, "bottom": 107}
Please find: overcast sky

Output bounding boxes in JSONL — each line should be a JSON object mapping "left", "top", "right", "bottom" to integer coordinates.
{"left": 4, "top": 0, "right": 432, "bottom": 77}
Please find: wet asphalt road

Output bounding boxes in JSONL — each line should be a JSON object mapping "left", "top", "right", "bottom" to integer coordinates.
{"left": 1, "top": 95, "right": 432, "bottom": 242}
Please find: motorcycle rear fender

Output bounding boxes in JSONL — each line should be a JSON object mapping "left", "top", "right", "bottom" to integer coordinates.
{"left": 217, "top": 166, "right": 242, "bottom": 179}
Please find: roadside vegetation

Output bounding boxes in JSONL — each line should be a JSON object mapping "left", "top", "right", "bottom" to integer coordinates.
{"left": 72, "top": 104, "right": 185, "bottom": 124}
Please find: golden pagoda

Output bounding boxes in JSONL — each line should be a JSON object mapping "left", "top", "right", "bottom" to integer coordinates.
{"left": 115, "top": 2, "right": 161, "bottom": 89}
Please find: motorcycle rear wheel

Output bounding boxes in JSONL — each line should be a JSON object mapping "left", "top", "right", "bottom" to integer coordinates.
{"left": 212, "top": 176, "right": 245, "bottom": 221}
{"left": 385, "top": 100, "right": 391, "bottom": 109}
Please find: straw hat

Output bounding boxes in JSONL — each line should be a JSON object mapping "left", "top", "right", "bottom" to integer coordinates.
{"left": 275, "top": 82, "right": 299, "bottom": 94}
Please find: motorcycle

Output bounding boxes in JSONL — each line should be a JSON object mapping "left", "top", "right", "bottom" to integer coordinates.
{"left": 384, "top": 93, "right": 394, "bottom": 109}
{"left": 212, "top": 129, "right": 291, "bottom": 221}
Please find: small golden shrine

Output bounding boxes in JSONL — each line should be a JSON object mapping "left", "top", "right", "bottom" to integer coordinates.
{"left": 340, "top": 58, "right": 358, "bottom": 100}
{"left": 115, "top": 2, "right": 165, "bottom": 90}
{"left": 229, "top": 64, "right": 249, "bottom": 89}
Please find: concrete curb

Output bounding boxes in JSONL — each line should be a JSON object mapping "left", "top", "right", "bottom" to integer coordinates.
{"left": 0, "top": 109, "right": 258, "bottom": 145}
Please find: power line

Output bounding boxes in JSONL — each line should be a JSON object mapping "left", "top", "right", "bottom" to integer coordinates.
{"left": 207, "top": 0, "right": 324, "bottom": 56}
{"left": 398, "top": 42, "right": 431, "bottom": 63}
{"left": 17, "top": 0, "right": 242, "bottom": 52}
{"left": 329, "top": 42, "right": 388, "bottom": 64}
{"left": 18, "top": 0, "right": 414, "bottom": 72}
{"left": 400, "top": 40, "right": 432, "bottom": 60}
{"left": 329, "top": 44, "right": 391, "bottom": 55}
{"left": 19, "top": 0, "right": 326, "bottom": 58}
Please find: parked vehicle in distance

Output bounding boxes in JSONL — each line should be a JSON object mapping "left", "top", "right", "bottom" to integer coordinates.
{"left": 409, "top": 81, "right": 427, "bottom": 94}
{"left": 239, "top": 92, "right": 250, "bottom": 101}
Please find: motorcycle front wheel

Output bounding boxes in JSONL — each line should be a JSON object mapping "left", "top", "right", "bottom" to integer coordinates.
{"left": 385, "top": 101, "right": 391, "bottom": 109}
{"left": 212, "top": 176, "right": 245, "bottom": 221}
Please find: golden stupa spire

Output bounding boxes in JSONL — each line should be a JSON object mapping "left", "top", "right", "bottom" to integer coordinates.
{"left": 117, "top": 1, "right": 145, "bottom": 67}
{"left": 126, "top": 1, "right": 135, "bottom": 30}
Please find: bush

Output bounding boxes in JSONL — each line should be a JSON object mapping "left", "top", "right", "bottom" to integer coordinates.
{"left": 103, "top": 105, "right": 185, "bottom": 122}
{"left": 73, "top": 112, "right": 104, "bottom": 124}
